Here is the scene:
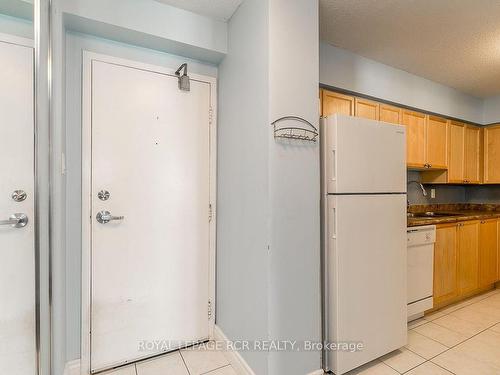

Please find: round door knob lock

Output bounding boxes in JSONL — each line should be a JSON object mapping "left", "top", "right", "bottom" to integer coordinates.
{"left": 11, "top": 190, "right": 27, "bottom": 202}
{"left": 98, "top": 190, "right": 110, "bottom": 201}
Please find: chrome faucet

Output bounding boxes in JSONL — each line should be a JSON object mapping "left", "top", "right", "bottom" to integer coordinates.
{"left": 408, "top": 180, "right": 427, "bottom": 197}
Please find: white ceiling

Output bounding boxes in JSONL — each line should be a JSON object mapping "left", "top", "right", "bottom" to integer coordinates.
{"left": 320, "top": 0, "right": 500, "bottom": 98}
{"left": 154, "top": 0, "right": 242, "bottom": 21}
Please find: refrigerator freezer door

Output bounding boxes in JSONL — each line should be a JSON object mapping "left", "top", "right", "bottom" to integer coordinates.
{"left": 321, "top": 114, "right": 406, "bottom": 194}
{"left": 324, "top": 194, "right": 407, "bottom": 374}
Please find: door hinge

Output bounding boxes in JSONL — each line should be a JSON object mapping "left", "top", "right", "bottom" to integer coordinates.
{"left": 209, "top": 203, "right": 213, "bottom": 222}
{"left": 208, "top": 300, "right": 213, "bottom": 319}
{"left": 209, "top": 107, "right": 213, "bottom": 125}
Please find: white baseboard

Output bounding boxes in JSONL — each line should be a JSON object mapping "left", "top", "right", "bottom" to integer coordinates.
{"left": 307, "top": 370, "right": 325, "bottom": 375}
{"left": 63, "top": 359, "right": 81, "bottom": 375}
{"left": 213, "top": 325, "right": 256, "bottom": 375}
{"left": 65, "top": 331, "right": 322, "bottom": 375}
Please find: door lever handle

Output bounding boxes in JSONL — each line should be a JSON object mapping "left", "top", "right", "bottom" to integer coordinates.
{"left": 0, "top": 213, "right": 28, "bottom": 228}
{"left": 96, "top": 210, "right": 124, "bottom": 224}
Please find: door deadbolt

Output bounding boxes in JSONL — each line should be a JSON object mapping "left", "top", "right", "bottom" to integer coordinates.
{"left": 98, "top": 190, "right": 110, "bottom": 201}
{"left": 11, "top": 190, "right": 27, "bottom": 202}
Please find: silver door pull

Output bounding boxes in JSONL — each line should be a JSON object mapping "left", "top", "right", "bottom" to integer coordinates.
{"left": 96, "top": 210, "right": 124, "bottom": 224}
{"left": 0, "top": 213, "right": 28, "bottom": 228}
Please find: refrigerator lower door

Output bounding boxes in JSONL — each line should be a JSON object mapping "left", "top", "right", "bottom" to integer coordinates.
{"left": 324, "top": 194, "right": 407, "bottom": 374}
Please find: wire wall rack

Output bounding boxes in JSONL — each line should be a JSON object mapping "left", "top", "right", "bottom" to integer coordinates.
{"left": 271, "top": 116, "right": 318, "bottom": 142}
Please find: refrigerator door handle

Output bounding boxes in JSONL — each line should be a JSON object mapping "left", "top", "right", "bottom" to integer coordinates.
{"left": 331, "top": 149, "right": 336, "bottom": 182}
{"left": 330, "top": 207, "right": 337, "bottom": 239}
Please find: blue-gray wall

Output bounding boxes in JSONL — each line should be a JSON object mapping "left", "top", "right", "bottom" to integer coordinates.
{"left": 320, "top": 42, "right": 485, "bottom": 124}
{"left": 217, "top": 0, "right": 270, "bottom": 373}
{"left": 407, "top": 171, "right": 466, "bottom": 205}
{"left": 268, "top": 0, "right": 321, "bottom": 373}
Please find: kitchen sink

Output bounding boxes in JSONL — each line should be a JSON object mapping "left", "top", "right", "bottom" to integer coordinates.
{"left": 407, "top": 211, "right": 464, "bottom": 218}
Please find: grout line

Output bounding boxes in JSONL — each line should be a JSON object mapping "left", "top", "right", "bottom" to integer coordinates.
{"left": 431, "top": 361, "right": 458, "bottom": 375}
{"left": 200, "top": 364, "right": 232, "bottom": 374}
{"left": 408, "top": 329, "right": 452, "bottom": 348}
{"left": 179, "top": 350, "right": 192, "bottom": 375}
{"left": 380, "top": 349, "right": 426, "bottom": 375}
{"left": 377, "top": 360, "right": 401, "bottom": 374}
{"left": 402, "top": 294, "right": 500, "bottom": 374}
{"left": 425, "top": 319, "right": 500, "bottom": 361}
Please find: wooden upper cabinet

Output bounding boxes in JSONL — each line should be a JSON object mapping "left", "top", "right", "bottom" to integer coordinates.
{"left": 457, "top": 221, "right": 479, "bottom": 295}
{"left": 321, "top": 90, "right": 354, "bottom": 117}
{"left": 478, "top": 219, "right": 498, "bottom": 287}
{"left": 448, "top": 121, "right": 465, "bottom": 183}
{"left": 402, "top": 110, "right": 426, "bottom": 168}
{"left": 318, "top": 89, "right": 490, "bottom": 185}
{"left": 464, "top": 126, "right": 480, "bottom": 183}
{"left": 354, "top": 98, "right": 379, "bottom": 120}
{"left": 426, "top": 116, "right": 448, "bottom": 169}
{"left": 379, "top": 104, "right": 402, "bottom": 124}
{"left": 434, "top": 224, "right": 459, "bottom": 307}
{"left": 483, "top": 125, "right": 500, "bottom": 183}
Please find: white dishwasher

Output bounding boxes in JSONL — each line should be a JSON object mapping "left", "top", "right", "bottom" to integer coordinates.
{"left": 407, "top": 225, "right": 436, "bottom": 321}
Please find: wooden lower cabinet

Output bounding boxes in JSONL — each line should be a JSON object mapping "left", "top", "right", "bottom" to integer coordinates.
{"left": 433, "top": 219, "right": 499, "bottom": 310}
{"left": 434, "top": 224, "right": 459, "bottom": 307}
{"left": 479, "top": 219, "right": 498, "bottom": 287}
{"left": 457, "top": 221, "right": 479, "bottom": 295}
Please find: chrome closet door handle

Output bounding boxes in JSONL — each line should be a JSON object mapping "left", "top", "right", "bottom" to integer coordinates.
{"left": 96, "top": 210, "right": 124, "bottom": 224}
{"left": 0, "top": 213, "right": 28, "bottom": 228}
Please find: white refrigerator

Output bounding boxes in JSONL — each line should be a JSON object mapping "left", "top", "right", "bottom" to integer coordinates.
{"left": 321, "top": 114, "right": 408, "bottom": 374}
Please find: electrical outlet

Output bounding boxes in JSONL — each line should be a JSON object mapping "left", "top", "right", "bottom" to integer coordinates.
{"left": 431, "top": 188, "right": 436, "bottom": 199}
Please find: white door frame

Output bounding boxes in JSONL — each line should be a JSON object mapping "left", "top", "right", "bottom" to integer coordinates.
{"left": 80, "top": 51, "right": 217, "bottom": 375}
{"left": 0, "top": 31, "right": 40, "bottom": 375}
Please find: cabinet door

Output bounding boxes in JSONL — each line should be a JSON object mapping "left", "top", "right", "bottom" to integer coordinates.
{"left": 479, "top": 219, "right": 498, "bottom": 287}
{"left": 464, "top": 126, "right": 480, "bottom": 183}
{"left": 434, "top": 224, "right": 459, "bottom": 307}
{"left": 321, "top": 90, "right": 354, "bottom": 117}
{"left": 402, "top": 110, "right": 426, "bottom": 168}
{"left": 484, "top": 125, "right": 500, "bottom": 183}
{"left": 448, "top": 121, "right": 465, "bottom": 183}
{"left": 426, "top": 116, "right": 448, "bottom": 169}
{"left": 379, "top": 104, "right": 402, "bottom": 124}
{"left": 355, "top": 98, "right": 379, "bottom": 120}
{"left": 458, "top": 221, "right": 479, "bottom": 295}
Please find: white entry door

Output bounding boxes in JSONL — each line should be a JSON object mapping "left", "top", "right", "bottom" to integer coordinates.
{"left": 87, "top": 58, "right": 214, "bottom": 372}
{"left": 0, "top": 38, "right": 36, "bottom": 375}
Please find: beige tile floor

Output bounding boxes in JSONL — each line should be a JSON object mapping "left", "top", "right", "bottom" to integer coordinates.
{"left": 347, "top": 288, "right": 500, "bottom": 375}
{"left": 101, "top": 343, "right": 237, "bottom": 375}
{"left": 101, "top": 288, "right": 500, "bottom": 375}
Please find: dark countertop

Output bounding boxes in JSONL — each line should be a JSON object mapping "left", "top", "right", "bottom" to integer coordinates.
{"left": 407, "top": 204, "right": 500, "bottom": 227}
